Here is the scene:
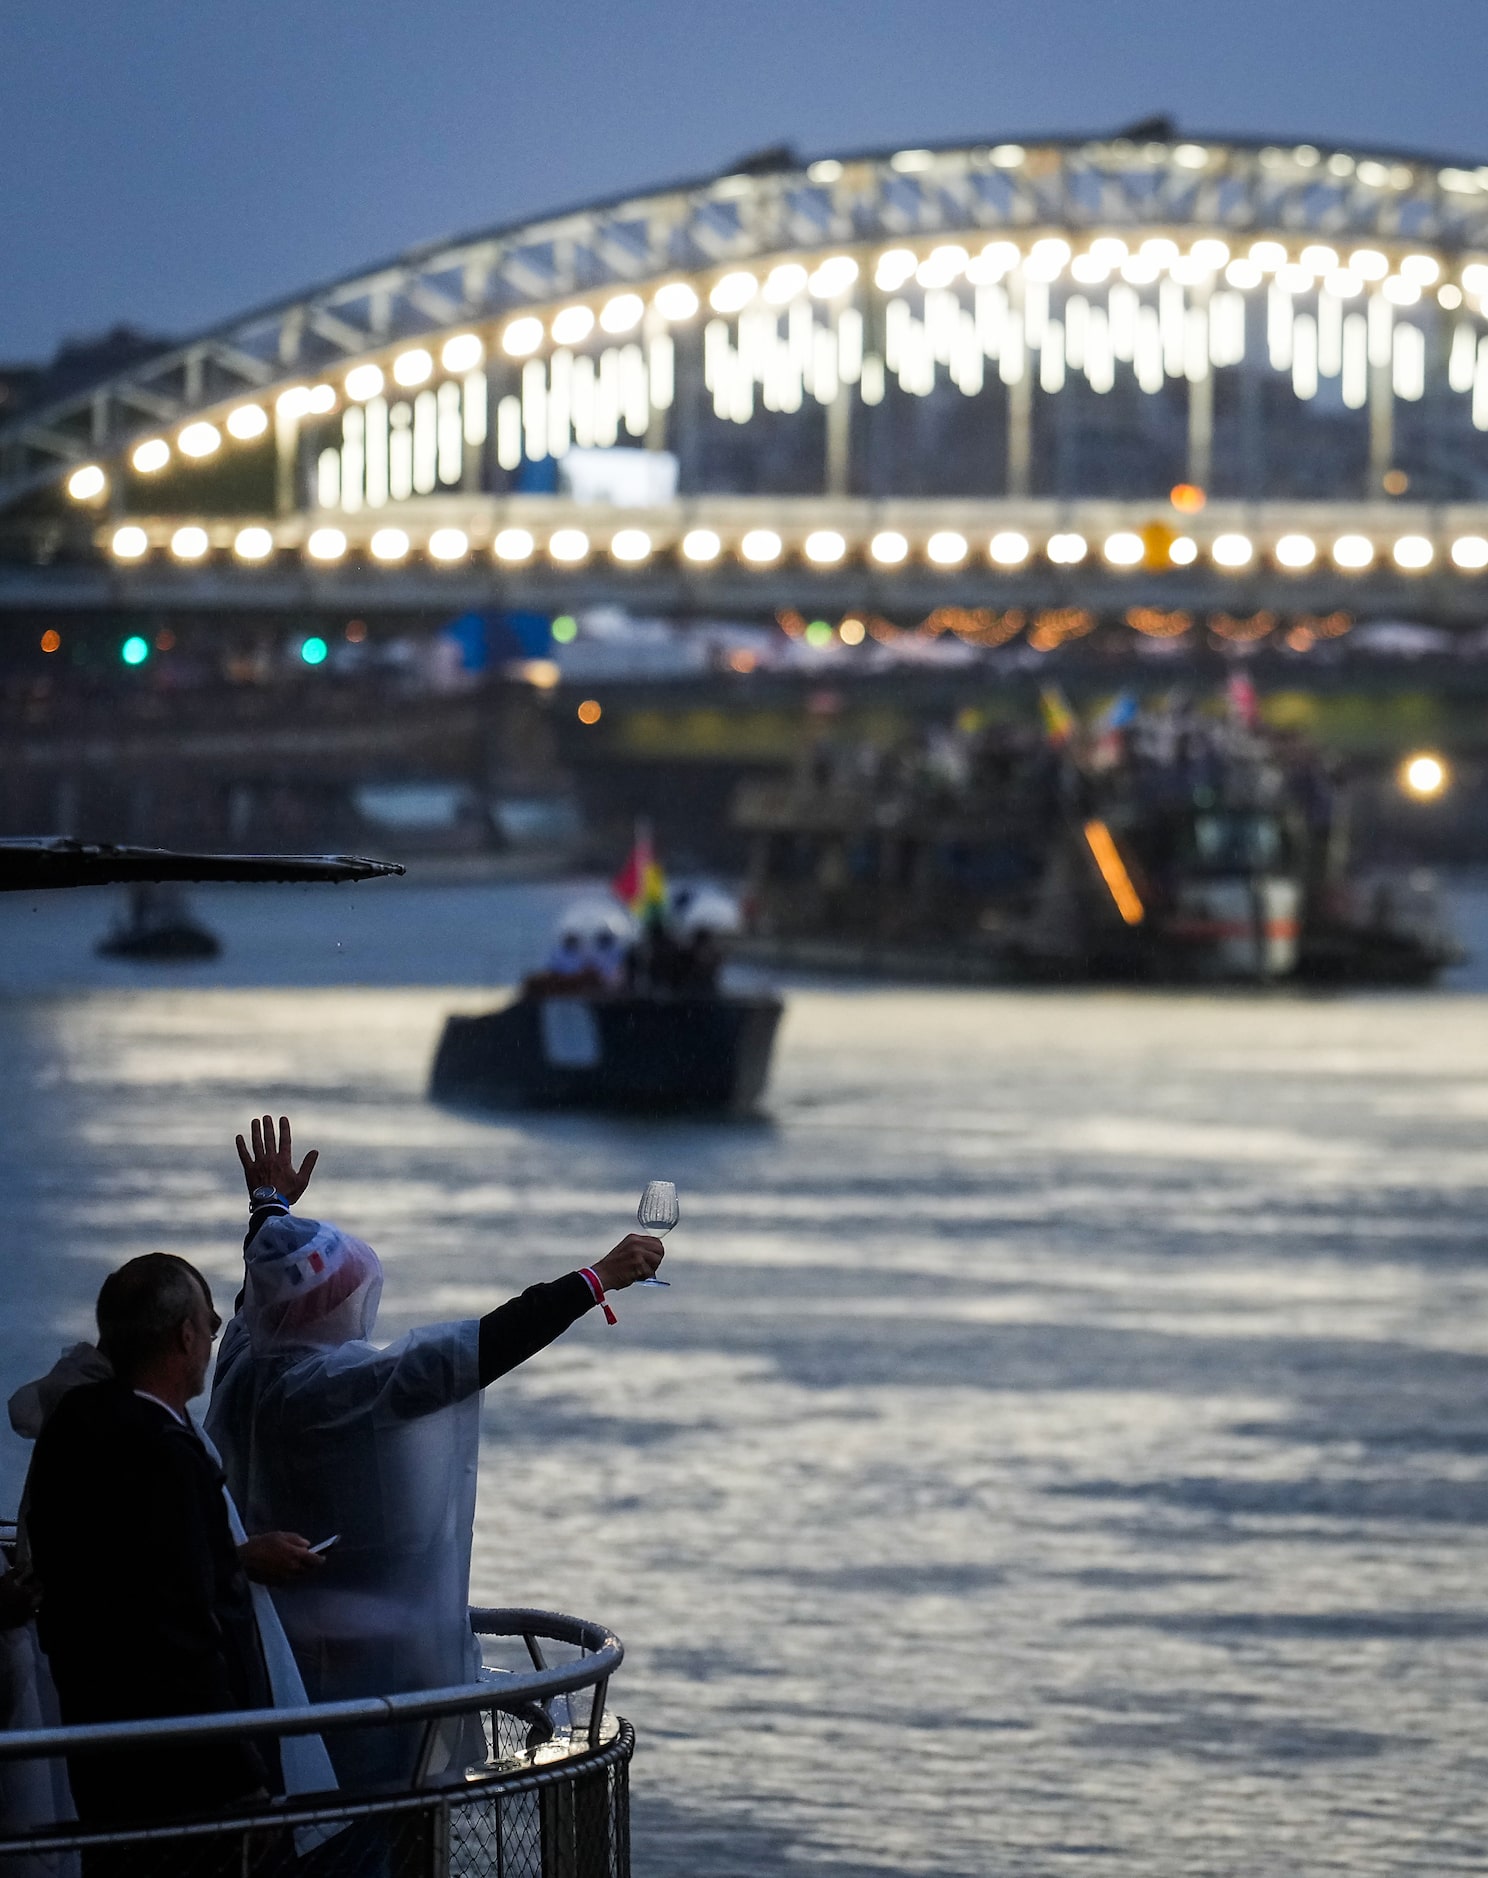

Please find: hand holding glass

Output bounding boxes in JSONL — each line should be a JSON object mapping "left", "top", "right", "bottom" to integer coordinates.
{"left": 636, "top": 1180, "right": 677, "bottom": 1286}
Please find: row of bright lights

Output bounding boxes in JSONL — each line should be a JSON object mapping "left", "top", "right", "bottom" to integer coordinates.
{"left": 104, "top": 521, "right": 1488, "bottom": 574}
{"left": 64, "top": 233, "right": 1487, "bottom": 503}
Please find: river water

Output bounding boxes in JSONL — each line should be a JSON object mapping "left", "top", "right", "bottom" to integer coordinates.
{"left": 3, "top": 879, "right": 1488, "bottom": 1876}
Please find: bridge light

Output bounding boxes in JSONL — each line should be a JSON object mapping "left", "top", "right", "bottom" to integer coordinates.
{"left": 1046, "top": 532, "right": 1088, "bottom": 566}
{"left": 501, "top": 317, "right": 544, "bottom": 358}
{"left": 839, "top": 617, "right": 866, "bottom": 645}
{"left": 1090, "top": 237, "right": 1129, "bottom": 266}
{"left": 653, "top": 281, "right": 700, "bottom": 321}
{"left": 709, "top": 271, "right": 758, "bottom": 314}
{"left": 1325, "top": 268, "right": 1363, "bottom": 298}
{"left": 1026, "top": 237, "right": 1071, "bottom": 281}
{"left": 111, "top": 525, "right": 149, "bottom": 559}
{"left": 804, "top": 530, "right": 846, "bottom": 565}
{"left": 441, "top": 333, "right": 485, "bottom": 372}
{"left": 1400, "top": 752, "right": 1448, "bottom": 799}
{"left": 1168, "top": 536, "right": 1198, "bottom": 565}
{"left": 549, "top": 528, "right": 590, "bottom": 563}
{"left": 1332, "top": 534, "right": 1375, "bottom": 570}
{"left": 178, "top": 420, "right": 222, "bottom": 458}
{"left": 804, "top": 619, "right": 833, "bottom": 646}
{"left": 121, "top": 635, "right": 150, "bottom": 665}
{"left": 1382, "top": 276, "right": 1420, "bottom": 306}
{"left": 1172, "top": 144, "right": 1210, "bottom": 170}
{"left": 233, "top": 526, "right": 274, "bottom": 561}
{"left": 577, "top": 698, "right": 603, "bottom": 725}
{"left": 307, "top": 384, "right": 337, "bottom": 415}
{"left": 40, "top": 630, "right": 61, "bottom": 653}
{"left": 808, "top": 158, "right": 843, "bottom": 183}
{"left": 610, "top": 528, "right": 652, "bottom": 563}
{"left": 170, "top": 525, "right": 209, "bottom": 561}
{"left": 1170, "top": 483, "right": 1206, "bottom": 513}
{"left": 917, "top": 244, "right": 969, "bottom": 288}
{"left": 1139, "top": 237, "right": 1178, "bottom": 270}
{"left": 493, "top": 527, "right": 535, "bottom": 562}
{"left": 132, "top": 438, "right": 170, "bottom": 473}
{"left": 392, "top": 348, "right": 434, "bottom": 387}
{"left": 1070, "top": 253, "right": 1110, "bottom": 285}
{"left": 276, "top": 386, "right": 312, "bottom": 418}
{"left": 344, "top": 365, "right": 384, "bottom": 402}
{"left": 370, "top": 527, "right": 409, "bottom": 562}
{"left": 764, "top": 263, "right": 809, "bottom": 305}
{"left": 306, "top": 527, "right": 346, "bottom": 562}
{"left": 1190, "top": 238, "right": 1230, "bottom": 269}
{"left": 1401, "top": 253, "right": 1441, "bottom": 285}
{"left": 1451, "top": 535, "right": 1488, "bottom": 570}
{"left": 926, "top": 531, "right": 967, "bottom": 567}
{"left": 1120, "top": 252, "right": 1160, "bottom": 285}
{"left": 428, "top": 527, "right": 468, "bottom": 562}
{"left": 66, "top": 464, "right": 106, "bottom": 501}
{"left": 227, "top": 402, "right": 269, "bottom": 438}
{"left": 740, "top": 529, "right": 782, "bottom": 565}
{"left": 1461, "top": 263, "right": 1488, "bottom": 297}
{"left": 681, "top": 528, "right": 721, "bottom": 563}
{"left": 809, "top": 255, "right": 858, "bottom": 298}
{"left": 1274, "top": 534, "right": 1317, "bottom": 570}
{"left": 869, "top": 530, "right": 908, "bottom": 566}
{"left": 1225, "top": 258, "right": 1263, "bottom": 289}
{"left": 989, "top": 144, "right": 1025, "bottom": 168}
{"left": 1103, "top": 531, "right": 1144, "bottom": 568}
{"left": 967, "top": 240, "right": 1020, "bottom": 284}
{"left": 1300, "top": 244, "right": 1339, "bottom": 274}
{"left": 875, "top": 249, "right": 918, "bottom": 292}
{"left": 551, "top": 305, "right": 595, "bottom": 346}
{"left": 1349, "top": 248, "right": 1389, "bottom": 281}
{"left": 1248, "top": 240, "right": 1287, "bottom": 271}
{"left": 599, "top": 294, "right": 644, "bottom": 335}
{"left": 1392, "top": 535, "right": 1434, "bottom": 571}
{"left": 890, "top": 148, "right": 934, "bottom": 173}
{"left": 1211, "top": 533, "right": 1254, "bottom": 570}
{"left": 988, "top": 530, "right": 1030, "bottom": 567}
{"left": 1276, "top": 263, "right": 1314, "bottom": 295}
{"left": 1441, "top": 284, "right": 1464, "bottom": 309}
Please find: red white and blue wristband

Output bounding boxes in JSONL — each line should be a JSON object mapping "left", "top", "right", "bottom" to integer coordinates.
{"left": 579, "top": 1268, "right": 617, "bottom": 1325}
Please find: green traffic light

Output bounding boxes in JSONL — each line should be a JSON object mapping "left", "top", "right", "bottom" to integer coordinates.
{"left": 121, "top": 635, "right": 149, "bottom": 665}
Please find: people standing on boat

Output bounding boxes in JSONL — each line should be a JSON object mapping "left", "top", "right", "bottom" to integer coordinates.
{"left": 24, "top": 1256, "right": 288, "bottom": 1840}
{"left": 205, "top": 1115, "right": 663, "bottom": 1788}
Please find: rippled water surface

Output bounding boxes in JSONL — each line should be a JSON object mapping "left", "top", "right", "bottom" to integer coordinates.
{"left": 3, "top": 883, "right": 1488, "bottom": 1875}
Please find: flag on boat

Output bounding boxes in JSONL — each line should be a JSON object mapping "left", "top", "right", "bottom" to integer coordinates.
{"left": 1040, "top": 686, "right": 1078, "bottom": 747}
{"left": 612, "top": 828, "right": 667, "bottom": 915}
{"left": 1227, "top": 671, "right": 1259, "bottom": 728}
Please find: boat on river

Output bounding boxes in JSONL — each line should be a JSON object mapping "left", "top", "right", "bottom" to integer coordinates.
{"left": 733, "top": 684, "right": 1463, "bottom": 987}
{"left": 431, "top": 880, "right": 783, "bottom": 1114}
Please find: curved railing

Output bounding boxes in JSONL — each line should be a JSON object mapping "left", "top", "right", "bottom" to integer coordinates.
{"left": 0, "top": 1606, "right": 631, "bottom": 1876}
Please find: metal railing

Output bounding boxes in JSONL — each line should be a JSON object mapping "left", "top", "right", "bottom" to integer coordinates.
{"left": 0, "top": 1607, "right": 631, "bottom": 1876}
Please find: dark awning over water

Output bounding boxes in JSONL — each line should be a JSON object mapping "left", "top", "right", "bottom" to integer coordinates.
{"left": 0, "top": 838, "right": 404, "bottom": 892}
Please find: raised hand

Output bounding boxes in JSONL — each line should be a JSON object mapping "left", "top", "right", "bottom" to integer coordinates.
{"left": 236, "top": 1114, "right": 320, "bottom": 1205}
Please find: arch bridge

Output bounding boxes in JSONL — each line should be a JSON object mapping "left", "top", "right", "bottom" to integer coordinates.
{"left": 10, "top": 131, "right": 1488, "bottom": 638}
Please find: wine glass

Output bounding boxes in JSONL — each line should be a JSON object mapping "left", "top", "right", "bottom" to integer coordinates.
{"left": 636, "top": 1180, "right": 677, "bottom": 1286}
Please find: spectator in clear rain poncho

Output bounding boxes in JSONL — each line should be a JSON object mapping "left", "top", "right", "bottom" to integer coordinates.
{"left": 205, "top": 1117, "right": 663, "bottom": 1790}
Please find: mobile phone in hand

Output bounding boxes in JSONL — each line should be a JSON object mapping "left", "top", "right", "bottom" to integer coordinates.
{"left": 309, "top": 1534, "right": 340, "bottom": 1555}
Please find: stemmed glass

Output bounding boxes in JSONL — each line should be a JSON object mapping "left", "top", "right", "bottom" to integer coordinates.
{"left": 636, "top": 1180, "right": 677, "bottom": 1286}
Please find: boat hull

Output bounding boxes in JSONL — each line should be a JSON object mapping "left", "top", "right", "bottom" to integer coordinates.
{"left": 430, "top": 993, "right": 784, "bottom": 1114}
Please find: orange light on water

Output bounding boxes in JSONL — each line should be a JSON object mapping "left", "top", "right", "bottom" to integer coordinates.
{"left": 577, "top": 699, "right": 603, "bottom": 725}
{"left": 40, "top": 630, "right": 61, "bottom": 654}
{"left": 1083, "top": 819, "right": 1144, "bottom": 926}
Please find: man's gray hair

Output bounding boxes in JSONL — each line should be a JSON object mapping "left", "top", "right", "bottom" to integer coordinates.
{"left": 95, "top": 1253, "right": 210, "bottom": 1382}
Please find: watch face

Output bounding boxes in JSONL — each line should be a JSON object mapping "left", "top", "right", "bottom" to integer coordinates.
{"left": 250, "top": 1186, "right": 279, "bottom": 1204}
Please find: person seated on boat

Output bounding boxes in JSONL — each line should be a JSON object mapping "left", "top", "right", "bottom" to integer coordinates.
{"left": 24, "top": 1255, "right": 291, "bottom": 1838}
{"left": 588, "top": 925, "right": 628, "bottom": 990}
{"left": 205, "top": 1115, "right": 663, "bottom": 1790}
{"left": 545, "top": 927, "right": 590, "bottom": 979}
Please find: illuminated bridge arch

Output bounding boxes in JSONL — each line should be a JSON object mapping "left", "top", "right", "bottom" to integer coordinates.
{"left": 11, "top": 131, "right": 1488, "bottom": 621}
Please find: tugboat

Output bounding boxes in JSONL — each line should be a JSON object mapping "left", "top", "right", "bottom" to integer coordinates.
{"left": 430, "top": 838, "right": 784, "bottom": 1114}
{"left": 96, "top": 882, "right": 222, "bottom": 960}
{"left": 732, "top": 680, "right": 1462, "bottom": 987}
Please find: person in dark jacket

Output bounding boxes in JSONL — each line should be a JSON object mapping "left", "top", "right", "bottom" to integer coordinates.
{"left": 25, "top": 1254, "right": 282, "bottom": 1837}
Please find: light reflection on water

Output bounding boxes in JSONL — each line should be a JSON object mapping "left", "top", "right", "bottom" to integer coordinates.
{"left": 3, "top": 888, "right": 1488, "bottom": 1872}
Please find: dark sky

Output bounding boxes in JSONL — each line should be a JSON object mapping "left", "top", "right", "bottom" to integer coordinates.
{"left": 4, "top": 0, "right": 1486, "bottom": 361}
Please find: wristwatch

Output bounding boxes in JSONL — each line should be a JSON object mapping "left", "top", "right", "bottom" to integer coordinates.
{"left": 249, "top": 1185, "right": 286, "bottom": 1208}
